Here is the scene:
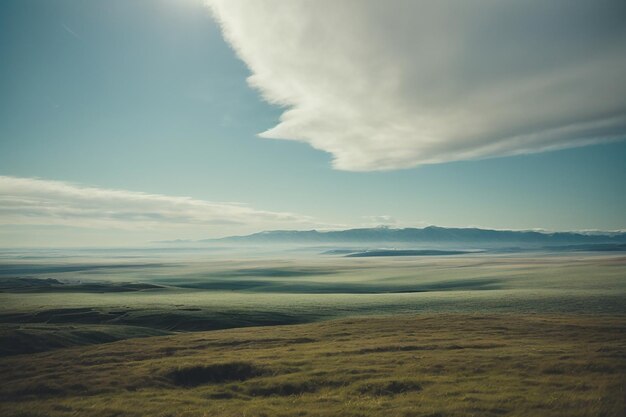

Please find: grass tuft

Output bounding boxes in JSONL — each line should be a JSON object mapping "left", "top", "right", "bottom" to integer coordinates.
{"left": 355, "top": 379, "right": 423, "bottom": 396}
{"left": 166, "top": 362, "right": 266, "bottom": 387}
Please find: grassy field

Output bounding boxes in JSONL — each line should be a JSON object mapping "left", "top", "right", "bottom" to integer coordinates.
{"left": 1, "top": 313, "right": 624, "bottom": 417}
{"left": 1, "top": 252, "right": 625, "bottom": 415}
{"left": 2, "top": 253, "right": 626, "bottom": 355}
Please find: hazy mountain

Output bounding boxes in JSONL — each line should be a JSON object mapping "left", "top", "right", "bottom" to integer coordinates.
{"left": 203, "top": 226, "right": 626, "bottom": 248}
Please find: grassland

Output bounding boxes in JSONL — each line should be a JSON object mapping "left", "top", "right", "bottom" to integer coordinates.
{"left": 1, "top": 313, "right": 624, "bottom": 417}
{"left": 2, "top": 253, "right": 626, "bottom": 353}
{"left": 1, "top": 251, "right": 625, "bottom": 415}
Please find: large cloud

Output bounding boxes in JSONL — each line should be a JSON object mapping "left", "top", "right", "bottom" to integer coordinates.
{"left": 207, "top": 0, "right": 626, "bottom": 171}
{"left": 0, "top": 176, "right": 317, "bottom": 232}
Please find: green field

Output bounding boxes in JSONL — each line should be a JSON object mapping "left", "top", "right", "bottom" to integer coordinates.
{"left": 1, "top": 314, "right": 624, "bottom": 417}
{"left": 1, "top": 251, "right": 625, "bottom": 416}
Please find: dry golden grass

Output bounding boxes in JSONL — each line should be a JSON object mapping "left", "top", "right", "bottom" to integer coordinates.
{"left": 1, "top": 314, "right": 625, "bottom": 417}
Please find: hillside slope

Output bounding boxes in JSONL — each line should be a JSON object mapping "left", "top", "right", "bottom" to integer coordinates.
{"left": 1, "top": 314, "right": 624, "bottom": 417}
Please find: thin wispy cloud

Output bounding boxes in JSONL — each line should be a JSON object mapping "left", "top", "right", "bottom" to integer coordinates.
{"left": 207, "top": 0, "right": 626, "bottom": 171}
{"left": 362, "top": 215, "right": 397, "bottom": 227}
{"left": 61, "top": 23, "right": 82, "bottom": 40}
{"left": 0, "top": 176, "right": 319, "bottom": 233}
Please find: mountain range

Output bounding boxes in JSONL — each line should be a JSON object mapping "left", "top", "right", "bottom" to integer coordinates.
{"left": 200, "top": 226, "right": 626, "bottom": 249}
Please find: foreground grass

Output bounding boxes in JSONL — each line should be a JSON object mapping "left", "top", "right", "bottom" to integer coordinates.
{"left": 1, "top": 314, "right": 624, "bottom": 417}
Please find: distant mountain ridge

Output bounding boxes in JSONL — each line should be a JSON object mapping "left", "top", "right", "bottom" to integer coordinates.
{"left": 204, "top": 226, "right": 626, "bottom": 247}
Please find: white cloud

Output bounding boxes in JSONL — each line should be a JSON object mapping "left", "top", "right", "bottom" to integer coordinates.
{"left": 362, "top": 215, "right": 397, "bottom": 227}
{"left": 0, "top": 176, "right": 317, "bottom": 233}
{"left": 207, "top": 0, "right": 626, "bottom": 171}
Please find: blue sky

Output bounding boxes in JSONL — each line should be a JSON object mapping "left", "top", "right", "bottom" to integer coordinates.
{"left": 1, "top": 0, "right": 625, "bottom": 246}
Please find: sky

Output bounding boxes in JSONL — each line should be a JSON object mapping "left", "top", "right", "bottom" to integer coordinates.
{"left": 1, "top": 0, "right": 625, "bottom": 247}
